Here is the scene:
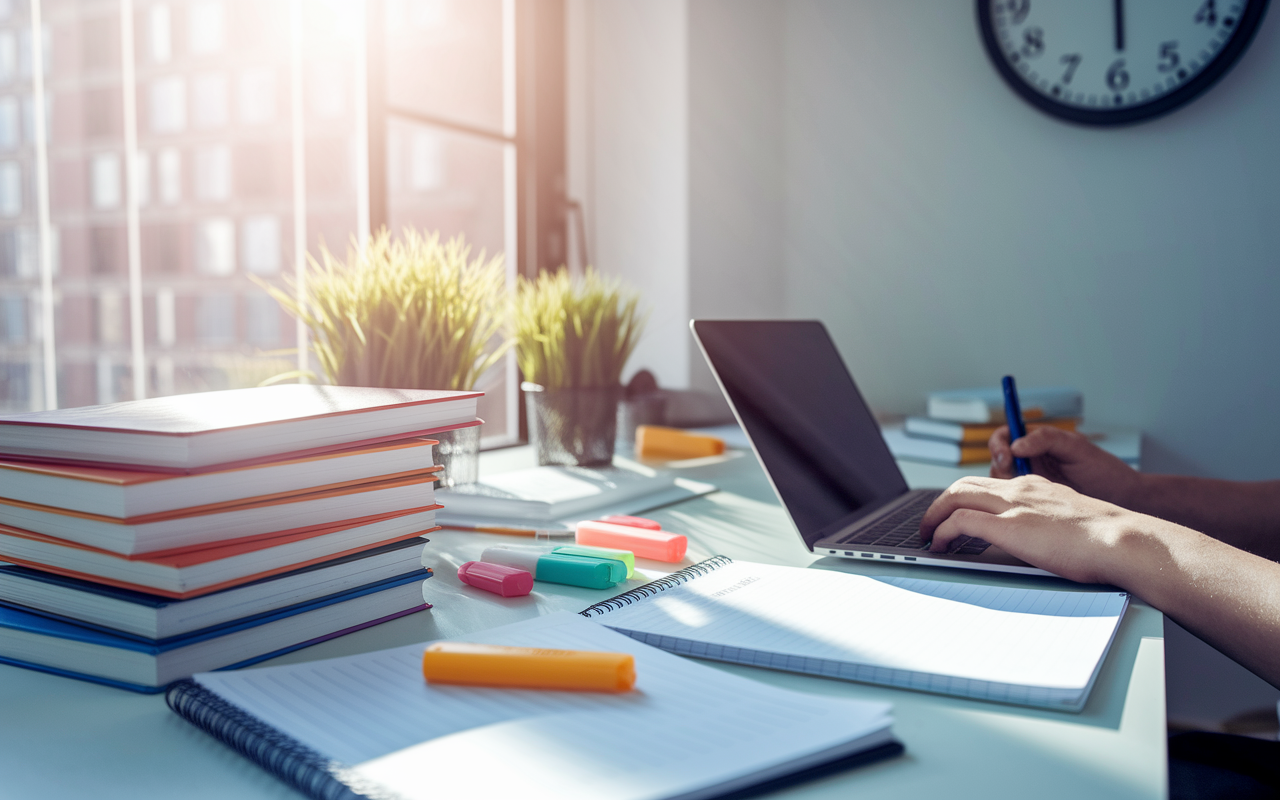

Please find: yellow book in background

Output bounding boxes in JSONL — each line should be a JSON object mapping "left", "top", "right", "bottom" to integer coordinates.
{"left": 904, "top": 416, "right": 1079, "bottom": 445}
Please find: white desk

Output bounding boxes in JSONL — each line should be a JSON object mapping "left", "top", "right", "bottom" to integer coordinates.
{"left": 0, "top": 448, "right": 1166, "bottom": 799}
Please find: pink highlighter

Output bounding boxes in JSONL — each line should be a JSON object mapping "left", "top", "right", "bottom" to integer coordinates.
{"left": 576, "top": 519, "right": 687, "bottom": 563}
{"left": 457, "top": 561, "right": 534, "bottom": 597}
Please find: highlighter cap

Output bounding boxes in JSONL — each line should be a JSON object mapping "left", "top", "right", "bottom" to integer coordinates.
{"left": 554, "top": 544, "right": 635, "bottom": 579}
{"left": 598, "top": 515, "right": 662, "bottom": 531}
{"left": 457, "top": 561, "right": 533, "bottom": 597}
{"left": 576, "top": 520, "right": 687, "bottom": 562}
{"left": 480, "top": 546, "right": 541, "bottom": 573}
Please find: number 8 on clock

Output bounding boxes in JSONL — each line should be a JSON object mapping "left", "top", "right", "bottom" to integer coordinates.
{"left": 977, "top": 0, "right": 1270, "bottom": 125}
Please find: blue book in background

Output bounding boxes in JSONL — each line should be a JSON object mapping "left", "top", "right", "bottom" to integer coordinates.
{"left": 0, "top": 537, "right": 428, "bottom": 640}
{"left": 0, "top": 569, "right": 432, "bottom": 692}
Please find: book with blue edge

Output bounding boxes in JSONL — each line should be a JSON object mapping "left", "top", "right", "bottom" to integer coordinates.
{"left": 0, "top": 537, "right": 428, "bottom": 639}
{"left": 0, "top": 568, "right": 433, "bottom": 692}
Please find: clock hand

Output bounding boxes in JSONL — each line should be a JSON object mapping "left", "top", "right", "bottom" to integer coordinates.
{"left": 1113, "top": 0, "right": 1126, "bottom": 51}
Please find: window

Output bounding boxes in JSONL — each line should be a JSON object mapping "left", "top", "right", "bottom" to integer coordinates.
{"left": 194, "top": 145, "right": 231, "bottom": 201}
{"left": 94, "top": 290, "right": 125, "bottom": 345}
{"left": 150, "top": 76, "right": 186, "bottom": 133}
{"left": 157, "top": 147, "right": 181, "bottom": 204}
{"left": 244, "top": 292, "right": 279, "bottom": 346}
{"left": 91, "top": 153, "right": 122, "bottom": 209}
{"left": 0, "top": 96, "right": 15, "bottom": 148}
{"left": 195, "top": 291, "right": 234, "bottom": 344}
{"left": 191, "top": 72, "right": 228, "bottom": 128}
{"left": 195, "top": 218, "right": 235, "bottom": 275}
{"left": 135, "top": 151, "right": 151, "bottom": 207}
{"left": 149, "top": 5, "right": 171, "bottom": 64}
{"left": 5, "top": 0, "right": 565, "bottom": 442}
{"left": 0, "top": 292, "right": 24, "bottom": 342}
{"left": 188, "top": 1, "right": 225, "bottom": 56}
{"left": 241, "top": 214, "right": 280, "bottom": 275}
{"left": 0, "top": 31, "right": 13, "bottom": 83}
{"left": 237, "top": 68, "right": 275, "bottom": 125}
{"left": 155, "top": 287, "right": 176, "bottom": 346}
{"left": 0, "top": 159, "right": 18, "bottom": 216}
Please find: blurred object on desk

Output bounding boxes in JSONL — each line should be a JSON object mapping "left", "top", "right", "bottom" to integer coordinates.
{"left": 635, "top": 426, "right": 725, "bottom": 460}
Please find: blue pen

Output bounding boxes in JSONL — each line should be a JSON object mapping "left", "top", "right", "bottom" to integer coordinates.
{"left": 1001, "top": 375, "right": 1032, "bottom": 476}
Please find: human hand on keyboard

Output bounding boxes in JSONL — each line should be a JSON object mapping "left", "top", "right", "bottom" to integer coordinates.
{"left": 919, "top": 474, "right": 1153, "bottom": 585}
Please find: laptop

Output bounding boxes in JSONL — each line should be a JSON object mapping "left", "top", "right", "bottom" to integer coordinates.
{"left": 691, "top": 319, "right": 1051, "bottom": 576}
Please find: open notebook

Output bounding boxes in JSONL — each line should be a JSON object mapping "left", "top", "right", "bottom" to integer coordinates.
{"left": 581, "top": 557, "right": 1129, "bottom": 711}
{"left": 168, "top": 613, "right": 899, "bottom": 800}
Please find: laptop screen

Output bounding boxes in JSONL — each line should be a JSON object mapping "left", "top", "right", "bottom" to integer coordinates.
{"left": 692, "top": 320, "right": 909, "bottom": 548}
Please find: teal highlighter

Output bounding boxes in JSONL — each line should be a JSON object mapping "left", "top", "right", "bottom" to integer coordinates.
{"left": 480, "top": 546, "right": 626, "bottom": 589}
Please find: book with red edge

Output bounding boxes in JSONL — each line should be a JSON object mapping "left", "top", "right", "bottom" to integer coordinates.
{"left": 0, "top": 469, "right": 440, "bottom": 556}
{"left": 0, "top": 384, "right": 482, "bottom": 472}
{"left": 0, "top": 537, "right": 430, "bottom": 639}
{"left": 0, "top": 436, "right": 443, "bottom": 518}
{"left": 0, "top": 506, "right": 442, "bottom": 598}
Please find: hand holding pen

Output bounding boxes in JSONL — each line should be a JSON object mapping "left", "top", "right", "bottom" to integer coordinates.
{"left": 1001, "top": 376, "right": 1033, "bottom": 477}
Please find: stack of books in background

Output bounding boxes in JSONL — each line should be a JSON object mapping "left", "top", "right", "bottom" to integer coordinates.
{"left": 883, "top": 386, "right": 1140, "bottom": 468}
{"left": 0, "top": 384, "right": 481, "bottom": 692}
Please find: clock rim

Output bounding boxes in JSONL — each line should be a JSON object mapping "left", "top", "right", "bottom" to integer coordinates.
{"left": 976, "top": 0, "right": 1271, "bottom": 126}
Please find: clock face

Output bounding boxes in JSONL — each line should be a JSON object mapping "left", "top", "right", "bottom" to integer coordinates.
{"left": 977, "top": 0, "right": 1271, "bottom": 125}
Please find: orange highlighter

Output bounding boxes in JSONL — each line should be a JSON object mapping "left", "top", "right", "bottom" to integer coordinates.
{"left": 422, "top": 642, "right": 636, "bottom": 692}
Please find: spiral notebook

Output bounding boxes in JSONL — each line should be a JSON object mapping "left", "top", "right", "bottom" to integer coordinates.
{"left": 167, "top": 612, "right": 899, "bottom": 800}
{"left": 581, "top": 557, "right": 1128, "bottom": 711}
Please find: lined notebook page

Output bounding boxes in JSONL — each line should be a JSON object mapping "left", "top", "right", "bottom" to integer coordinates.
{"left": 588, "top": 562, "right": 1127, "bottom": 709}
{"left": 194, "top": 613, "right": 892, "bottom": 800}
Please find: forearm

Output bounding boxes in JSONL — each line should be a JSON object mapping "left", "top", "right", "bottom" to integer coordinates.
{"left": 1122, "top": 474, "right": 1280, "bottom": 558}
{"left": 1108, "top": 518, "right": 1280, "bottom": 688}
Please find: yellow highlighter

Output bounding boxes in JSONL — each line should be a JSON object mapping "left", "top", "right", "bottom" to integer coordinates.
{"left": 635, "top": 425, "right": 726, "bottom": 459}
{"left": 422, "top": 642, "right": 636, "bottom": 692}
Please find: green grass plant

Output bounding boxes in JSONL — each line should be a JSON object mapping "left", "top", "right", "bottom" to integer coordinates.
{"left": 257, "top": 229, "right": 510, "bottom": 390}
{"left": 514, "top": 267, "right": 645, "bottom": 390}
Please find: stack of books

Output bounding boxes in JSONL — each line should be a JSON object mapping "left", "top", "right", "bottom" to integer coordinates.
{"left": 883, "top": 386, "right": 1138, "bottom": 468}
{"left": 0, "top": 384, "right": 481, "bottom": 692}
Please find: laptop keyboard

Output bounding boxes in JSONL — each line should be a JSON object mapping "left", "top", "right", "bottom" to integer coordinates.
{"left": 841, "top": 491, "right": 992, "bottom": 554}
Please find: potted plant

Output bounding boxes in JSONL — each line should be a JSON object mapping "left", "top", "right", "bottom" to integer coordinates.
{"left": 256, "top": 229, "right": 510, "bottom": 485}
{"left": 514, "top": 267, "right": 645, "bottom": 466}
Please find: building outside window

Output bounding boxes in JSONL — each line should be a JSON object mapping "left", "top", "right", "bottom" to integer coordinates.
{"left": 0, "top": 0, "right": 566, "bottom": 448}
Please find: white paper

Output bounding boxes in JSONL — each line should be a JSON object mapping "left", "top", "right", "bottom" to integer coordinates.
{"left": 591, "top": 562, "right": 1127, "bottom": 701}
{"left": 195, "top": 612, "right": 893, "bottom": 800}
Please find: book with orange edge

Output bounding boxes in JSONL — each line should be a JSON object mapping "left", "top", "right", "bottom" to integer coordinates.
{"left": 0, "top": 506, "right": 443, "bottom": 598}
{"left": 0, "top": 436, "right": 444, "bottom": 518}
{"left": 902, "top": 416, "right": 1079, "bottom": 445}
{"left": 0, "top": 468, "right": 441, "bottom": 556}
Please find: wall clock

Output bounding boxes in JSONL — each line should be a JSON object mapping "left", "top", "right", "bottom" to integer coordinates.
{"left": 977, "top": 0, "right": 1271, "bottom": 125}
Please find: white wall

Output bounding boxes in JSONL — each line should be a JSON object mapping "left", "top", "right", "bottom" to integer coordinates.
{"left": 784, "top": 1, "right": 1280, "bottom": 481}
{"left": 687, "top": 0, "right": 786, "bottom": 393}
{"left": 579, "top": 0, "right": 691, "bottom": 390}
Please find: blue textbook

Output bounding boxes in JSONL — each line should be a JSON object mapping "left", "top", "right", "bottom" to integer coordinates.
{"left": 0, "top": 569, "right": 431, "bottom": 692}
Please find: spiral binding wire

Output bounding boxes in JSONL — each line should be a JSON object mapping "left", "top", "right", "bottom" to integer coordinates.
{"left": 165, "top": 680, "right": 401, "bottom": 800}
{"left": 579, "top": 555, "right": 734, "bottom": 617}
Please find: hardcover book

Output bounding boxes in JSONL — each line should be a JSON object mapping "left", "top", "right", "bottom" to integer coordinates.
{"left": 0, "top": 385, "right": 481, "bottom": 471}
{"left": 0, "top": 572, "right": 432, "bottom": 692}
